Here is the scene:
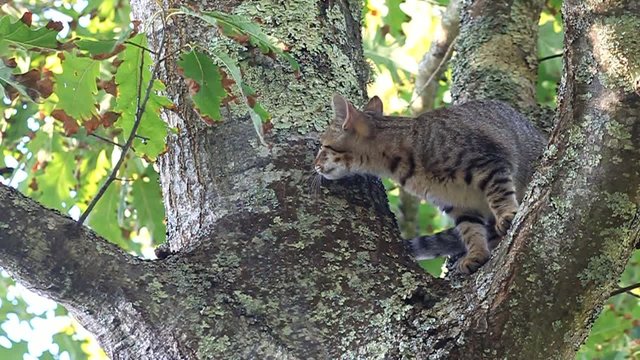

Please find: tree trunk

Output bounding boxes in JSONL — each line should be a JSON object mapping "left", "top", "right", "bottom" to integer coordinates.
{"left": 0, "top": 0, "right": 639, "bottom": 359}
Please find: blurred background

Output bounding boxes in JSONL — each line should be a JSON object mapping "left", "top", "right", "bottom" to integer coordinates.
{"left": 0, "top": 0, "right": 637, "bottom": 358}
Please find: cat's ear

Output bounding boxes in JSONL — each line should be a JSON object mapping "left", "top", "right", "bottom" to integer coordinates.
{"left": 332, "top": 94, "right": 372, "bottom": 138}
{"left": 364, "top": 96, "right": 383, "bottom": 115}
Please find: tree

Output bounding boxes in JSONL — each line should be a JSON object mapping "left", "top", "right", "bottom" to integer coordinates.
{"left": 0, "top": 0, "right": 639, "bottom": 359}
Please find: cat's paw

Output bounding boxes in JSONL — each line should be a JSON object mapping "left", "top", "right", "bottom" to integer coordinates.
{"left": 495, "top": 211, "right": 516, "bottom": 236}
{"left": 456, "top": 251, "right": 490, "bottom": 274}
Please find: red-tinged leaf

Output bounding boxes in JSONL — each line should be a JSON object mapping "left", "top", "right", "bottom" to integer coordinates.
{"left": 262, "top": 121, "right": 273, "bottom": 133}
{"left": 231, "top": 33, "right": 250, "bottom": 44}
{"left": 131, "top": 20, "right": 141, "bottom": 35}
{"left": 57, "top": 41, "right": 76, "bottom": 52}
{"left": 84, "top": 116, "right": 101, "bottom": 134}
{"left": 184, "top": 78, "right": 200, "bottom": 94}
{"left": 36, "top": 74, "right": 54, "bottom": 98}
{"left": 101, "top": 111, "right": 119, "bottom": 127}
{"left": 28, "top": 177, "right": 38, "bottom": 191}
{"left": 46, "top": 21, "right": 63, "bottom": 32}
{"left": 97, "top": 78, "right": 118, "bottom": 96}
{"left": 221, "top": 94, "right": 238, "bottom": 106}
{"left": 20, "top": 12, "right": 33, "bottom": 27}
{"left": 51, "top": 109, "right": 80, "bottom": 136}
{"left": 6, "top": 68, "right": 53, "bottom": 100}
{"left": 247, "top": 94, "right": 257, "bottom": 108}
{"left": 112, "top": 58, "right": 123, "bottom": 67}
{"left": 220, "top": 69, "right": 235, "bottom": 92}
{"left": 3, "top": 58, "right": 17, "bottom": 67}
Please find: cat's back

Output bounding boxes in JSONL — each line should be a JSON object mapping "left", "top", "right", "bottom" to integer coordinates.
{"left": 421, "top": 100, "right": 545, "bottom": 157}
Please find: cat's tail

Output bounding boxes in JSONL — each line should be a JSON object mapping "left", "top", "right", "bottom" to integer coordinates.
{"left": 404, "top": 228, "right": 466, "bottom": 260}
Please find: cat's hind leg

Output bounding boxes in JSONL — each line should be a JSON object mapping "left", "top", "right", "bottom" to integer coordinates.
{"left": 449, "top": 209, "right": 490, "bottom": 274}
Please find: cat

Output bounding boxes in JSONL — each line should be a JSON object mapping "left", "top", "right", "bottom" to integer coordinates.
{"left": 314, "top": 94, "right": 546, "bottom": 274}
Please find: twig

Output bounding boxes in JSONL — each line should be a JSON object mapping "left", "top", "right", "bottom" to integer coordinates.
{"left": 408, "top": 36, "right": 458, "bottom": 110}
{"left": 135, "top": 134, "right": 150, "bottom": 142}
{"left": 539, "top": 53, "right": 563, "bottom": 62}
{"left": 78, "top": 13, "right": 167, "bottom": 225}
{"left": 124, "top": 40, "right": 159, "bottom": 55}
{"left": 610, "top": 283, "right": 640, "bottom": 297}
{"left": 90, "top": 133, "right": 123, "bottom": 148}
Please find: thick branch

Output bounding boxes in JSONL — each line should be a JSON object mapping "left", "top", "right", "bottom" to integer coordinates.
{"left": 0, "top": 184, "right": 184, "bottom": 359}
{"left": 412, "top": 0, "right": 460, "bottom": 113}
{"left": 454, "top": 1, "right": 640, "bottom": 358}
{"left": 452, "top": 0, "right": 544, "bottom": 115}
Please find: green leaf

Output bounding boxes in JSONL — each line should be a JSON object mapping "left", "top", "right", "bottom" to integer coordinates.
{"left": 180, "top": 7, "right": 299, "bottom": 71}
{"left": 177, "top": 50, "right": 226, "bottom": 124}
{"left": 0, "top": 15, "right": 60, "bottom": 53}
{"left": 88, "top": 182, "right": 129, "bottom": 249}
{"left": 36, "top": 149, "right": 77, "bottom": 210}
{"left": 53, "top": 332, "right": 89, "bottom": 360}
{"left": 113, "top": 34, "right": 171, "bottom": 160}
{"left": 382, "top": 0, "right": 410, "bottom": 44}
{"left": 364, "top": 48, "right": 412, "bottom": 84}
{"left": 75, "top": 38, "right": 120, "bottom": 56}
{"left": 210, "top": 49, "right": 267, "bottom": 143}
{"left": 0, "top": 340, "right": 28, "bottom": 358}
{"left": 131, "top": 168, "right": 166, "bottom": 246}
{"left": 23, "top": 132, "right": 77, "bottom": 211}
{"left": 2, "top": 101, "right": 38, "bottom": 146}
{"left": 54, "top": 53, "right": 101, "bottom": 120}
{"left": 419, "top": 258, "right": 445, "bottom": 277}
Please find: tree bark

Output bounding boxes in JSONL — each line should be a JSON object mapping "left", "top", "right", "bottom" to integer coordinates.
{"left": 0, "top": 0, "right": 639, "bottom": 359}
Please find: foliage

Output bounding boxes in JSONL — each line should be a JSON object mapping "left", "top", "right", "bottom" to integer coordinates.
{"left": 0, "top": 0, "right": 298, "bottom": 357}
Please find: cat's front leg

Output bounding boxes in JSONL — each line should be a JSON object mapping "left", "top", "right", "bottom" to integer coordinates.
{"left": 479, "top": 169, "right": 519, "bottom": 236}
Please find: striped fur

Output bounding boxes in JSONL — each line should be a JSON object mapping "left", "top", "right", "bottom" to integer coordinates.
{"left": 314, "top": 95, "right": 546, "bottom": 274}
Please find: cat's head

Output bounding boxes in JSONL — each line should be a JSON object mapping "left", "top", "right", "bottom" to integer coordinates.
{"left": 314, "top": 94, "right": 383, "bottom": 180}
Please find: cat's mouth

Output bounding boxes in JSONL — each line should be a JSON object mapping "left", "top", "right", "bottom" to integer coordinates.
{"left": 315, "top": 165, "right": 339, "bottom": 179}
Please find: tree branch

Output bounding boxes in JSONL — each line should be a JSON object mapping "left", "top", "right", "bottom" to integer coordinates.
{"left": 451, "top": 0, "right": 640, "bottom": 358}
{"left": 451, "top": 0, "right": 544, "bottom": 115}
{"left": 411, "top": 0, "right": 460, "bottom": 113}
{"left": 0, "top": 184, "right": 188, "bottom": 359}
{"left": 0, "top": 184, "right": 137, "bottom": 312}
{"left": 611, "top": 283, "right": 640, "bottom": 297}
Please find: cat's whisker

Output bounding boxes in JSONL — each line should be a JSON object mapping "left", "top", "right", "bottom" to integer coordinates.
{"left": 308, "top": 173, "right": 323, "bottom": 198}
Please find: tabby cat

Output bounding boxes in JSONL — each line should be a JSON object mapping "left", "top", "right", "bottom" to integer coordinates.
{"left": 314, "top": 95, "right": 546, "bottom": 274}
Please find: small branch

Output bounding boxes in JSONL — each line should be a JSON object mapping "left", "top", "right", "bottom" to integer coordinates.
{"left": 124, "top": 40, "right": 158, "bottom": 55}
{"left": 135, "top": 134, "right": 150, "bottom": 143}
{"left": 90, "top": 133, "right": 123, "bottom": 148}
{"left": 539, "top": 53, "right": 563, "bottom": 62}
{"left": 78, "top": 13, "right": 168, "bottom": 225}
{"left": 408, "top": 0, "right": 460, "bottom": 112}
{"left": 610, "top": 283, "right": 640, "bottom": 297}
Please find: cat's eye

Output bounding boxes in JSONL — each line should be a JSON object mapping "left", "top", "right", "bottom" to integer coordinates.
{"left": 323, "top": 145, "right": 346, "bottom": 153}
